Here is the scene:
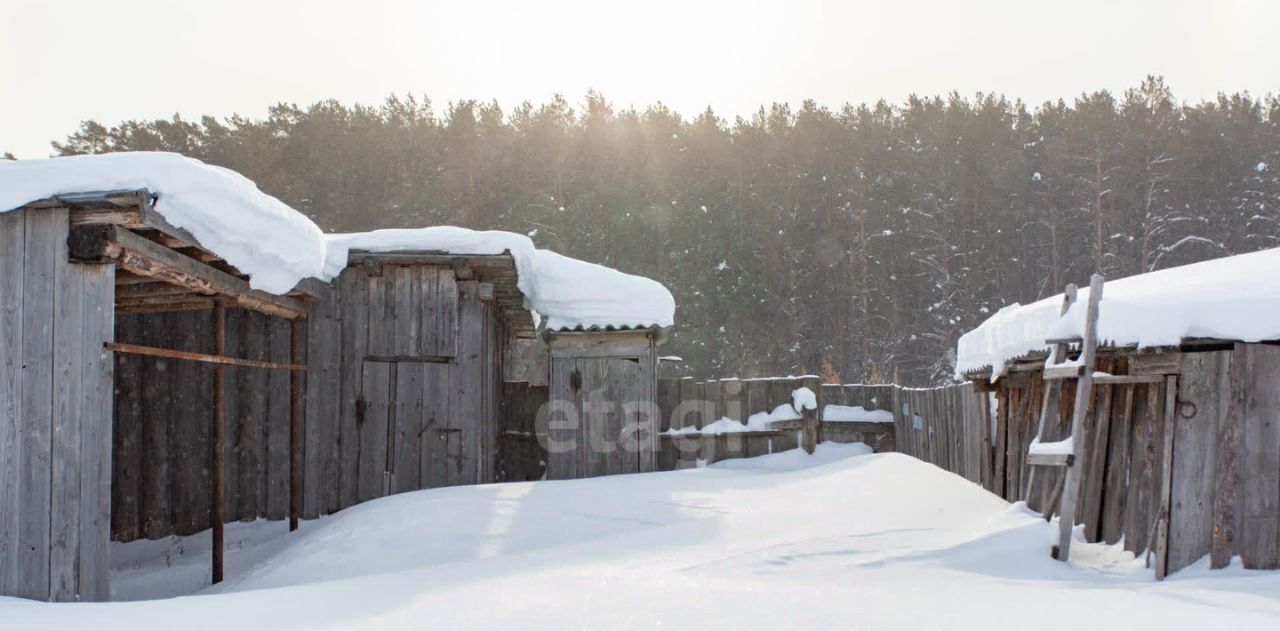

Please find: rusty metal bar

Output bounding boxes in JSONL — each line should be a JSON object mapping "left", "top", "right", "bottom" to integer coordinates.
{"left": 290, "top": 319, "right": 303, "bottom": 532}
{"left": 211, "top": 304, "right": 226, "bottom": 585}
{"left": 105, "top": 342, "right": 306, "bottom": 371}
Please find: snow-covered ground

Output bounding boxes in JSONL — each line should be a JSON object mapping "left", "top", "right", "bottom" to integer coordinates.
{"left": 3, "top": 444, "right": 1278, "bottom": 630}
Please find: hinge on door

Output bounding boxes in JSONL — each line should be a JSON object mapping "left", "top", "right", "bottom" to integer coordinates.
{"left": 355, "top": 397, "right": 367, "bottom": 426}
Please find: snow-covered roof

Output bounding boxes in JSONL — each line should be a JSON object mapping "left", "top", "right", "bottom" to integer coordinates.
{"left": 0, "top": 152, "right": 674, "bottom": 331}
{"left": 325, "top": 228, "right": 675, "bottom": 332}
{"left": 0, "top": 152, "right": 326, "bottom": 294}
{"left": 956, "top": 247, "right": 1280, "bottom": 378}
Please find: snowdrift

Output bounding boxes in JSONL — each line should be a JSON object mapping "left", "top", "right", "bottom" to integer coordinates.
{"left": 6, "top": 444, "right": 1277, "bottom": 630}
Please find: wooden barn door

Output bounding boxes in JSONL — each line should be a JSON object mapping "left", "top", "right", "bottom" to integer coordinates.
{"left": 577, "top": 358, "right": 643, "bottom": 477}
{"left": 357, "top": 359, "right": 451, "bottom": 501}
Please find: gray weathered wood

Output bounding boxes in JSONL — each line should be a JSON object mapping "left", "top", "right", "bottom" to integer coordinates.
{"left": 359, "top": 361, "right": 392, "bottom": 502}
{"left": 1080, "top": 383, "right": 1114, "bottom": 541}
{"left": 1155, "top": 375, "right": 1178, "bottom": 579}
{"left": 1239, "top": 344, "right": 1280, "bottom": 568}
{"left": 1211, "top": 344, "right": 1244, "bottom": 568}
{"left": 1168, "top": 352, "right": 1230, "bottom": 574}
{"left": 336, "top": 269, "right": 367, "bottom": 510}
{"left": 77, "top": 262, "right": 114, "bottom": 600}
{"left": 17, "top": 207, "right": 62, "bottom": 599}
{"left": 0, "top": 209, "right": 25, "bottom": 596}
{"left": 449, "top": 282, "right": 484, "bottom": 486}
{"left": 392, "top": 361, "right": 424, "bottom": 492}
{"left": 49, "top": 227, "right": 84, "bottom": 601}
{"left": 420, "top": 362, "right": 450, "bottom": 487}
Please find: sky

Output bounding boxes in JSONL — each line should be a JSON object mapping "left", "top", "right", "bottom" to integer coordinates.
{"left": 2, "top": 0, "right": 1277, "bottom": 158}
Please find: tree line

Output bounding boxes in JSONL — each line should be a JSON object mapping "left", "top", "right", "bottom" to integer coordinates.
{"left": 42, "top": 77, "right": 1280, "bottom": 384}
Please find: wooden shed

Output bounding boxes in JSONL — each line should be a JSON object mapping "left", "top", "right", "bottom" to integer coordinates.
{"left": 545, "top": 328, "right": 661, "bottom": 479}
{"left": 958, "top": 251, "right": 1280, "bottom": 578}
{"left": 1, "top": 154, "right": 677, "bottom": 602}
{"left": 0, "top": 190, "right": 319, "bottom": 601}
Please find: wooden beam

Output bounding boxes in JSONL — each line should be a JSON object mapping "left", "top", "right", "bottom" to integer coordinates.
{"left": 116, "top": 300, "right": 216, "bottom": 315}
{"left": 68, "top": 224, "right": 306, "bottom": 320}
{"left": 1091, "top": 373, "right": 1167, "bottom": 385}
{"left": 114, "top": 281, "right": 200, "bottom": 299}
{"left": 114, "top": 271, "right": 158, "bottom": 285}
{"left": 105, "top": 342, "right": 307, "bottom": 371}
{"left": 116, "top": 294, "right": 211, "bottom": 311}
{"left": 69, "top": 207, "right": 144, "bottom": 228}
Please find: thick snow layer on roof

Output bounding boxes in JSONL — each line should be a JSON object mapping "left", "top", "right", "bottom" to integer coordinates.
{"left": 0, "top": 152, "right": 326, "bottom": 294}
{"left": 957, "top": 247, "right": 1280, "bottom": 377}
{"left": 325, "top": 227, "right": 675, "bottom": 331}
{"left": 0, "top": 153, "right": 674, "bottom": 329}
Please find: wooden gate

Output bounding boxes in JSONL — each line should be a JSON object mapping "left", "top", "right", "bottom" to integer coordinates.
{"left": 358, "top": 358, "right": 476, "bottom": 501}
{"left": 546, "top": 329, "right": 658, "bottom": 481}
{"left": 577, "top": 358, "right": 644, "bottom": 477}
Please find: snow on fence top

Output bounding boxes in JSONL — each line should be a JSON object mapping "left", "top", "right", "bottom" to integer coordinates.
{"left": 0, "top": 152, "right": 675, "bottom": 331}
{"left": 0, "top": 152, "right": 327, "bottom": 294}
{"left": 956, "top": 246, "right": 1280, "bottom": 378}
{"left": 326, "top": 229, "right": 675, "bottom": 331}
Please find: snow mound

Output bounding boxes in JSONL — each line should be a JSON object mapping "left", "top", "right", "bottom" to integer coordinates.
{"left": 8, "top": 446, "right": 1280, "bottom": 629}
{"left": 326, "top": 228, "right": 675, "bottom": 331}
{"left": 791, "top": 386, "right": 817, "bottom": 412}
{"left": 0, "top": 152, "right": 326, "bottom": 294}
{"left": 957, "top": 246, "right": 1280, "bottom": 377}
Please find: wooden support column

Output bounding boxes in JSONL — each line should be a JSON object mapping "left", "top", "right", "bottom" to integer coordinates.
{"left": 1155, "top": 374, "right": 1178, "bottom": 580}
{"left": 801, "top": 377, "right": 821, "bottom": 455}
{"left": 211, "top": 303, "right": 226, "bottom": 585}
{"left": 290, "top": 318, "right": 303, "bottom": 532}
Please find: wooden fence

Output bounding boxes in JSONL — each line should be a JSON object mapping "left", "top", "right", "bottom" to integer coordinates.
{"left": 651, "top": 377, "right": 990, "bottom": 484}
{"left": 395, "top": 376, "right": 992, "bottom": 489}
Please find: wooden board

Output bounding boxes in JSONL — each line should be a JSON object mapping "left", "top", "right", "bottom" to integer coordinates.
{"left": 0, "top": 209, "right": 25, "bottom": 596}
{"left": 1239, "top": 344, "right": 1280, "bottom": 568}
{"left": 1168, "top": 351, "right": 1231, "bottom": 574}
{"left": 265, "top": 319, "right": 291, "bottom": 520}
{"left": 77, "top": 262, "right": 114, "bottom": 600}
{"left": 336, "top": 270, "right": 368, "bottom": 510}
{"left": 1101, "top": 384, "right": 1136, "bottom": 545}
{"left": 358, "top": 361, "right": 392, "bottom": 502}
{"left": 447, "top": 282, "right": 484, "bottom": 486}
{"left": 392, "top": 362, "right": 425, "bottom": 492}
{"left": 17, "top": 208, "right": 61, "bottom": 599}
{"left": 48, "top": 209, "right": 82, "bottom": 600}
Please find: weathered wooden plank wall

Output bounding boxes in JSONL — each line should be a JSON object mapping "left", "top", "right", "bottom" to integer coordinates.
{"left": 986, "top": 347, "right": 1280, "bottom": 574}
{"left": 112, "top": 309, "right": 292, "bottom": 541}
{"left": 0, "top": 207, "right": 115, "bottom": 602}
{"left": 110, "top": 262, "right": 508, "bottom": 545}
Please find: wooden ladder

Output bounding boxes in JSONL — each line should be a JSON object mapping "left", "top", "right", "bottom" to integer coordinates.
{"left": 1025, "top": 273, "right": 1104, "bottom": 562}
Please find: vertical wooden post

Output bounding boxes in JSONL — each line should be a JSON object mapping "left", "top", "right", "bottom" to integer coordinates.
{"left": 1155, "top": 374, "right": 1178, "bottom": 580}
{"left": 211, "top": 303, "right": 226, "bottom": 585}
{"left": 801, "top": 377, "right": 821, "bottom": 454}
{"left": 290, "top": 318, "right": 303, "bottom": 532}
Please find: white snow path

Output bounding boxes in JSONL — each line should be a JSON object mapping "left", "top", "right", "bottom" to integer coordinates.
{"left": 3, "top": 444, "right": 1278, "bottom": 630}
